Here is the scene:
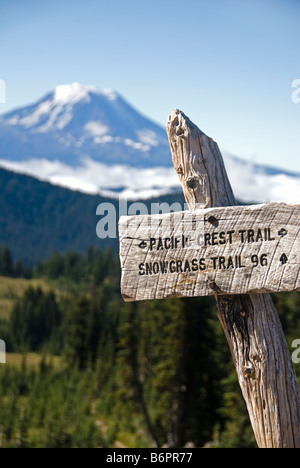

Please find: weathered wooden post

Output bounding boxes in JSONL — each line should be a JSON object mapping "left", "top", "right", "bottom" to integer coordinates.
{"left": 166, "top": 110, "right": 300, "bottom": 448}
{"left": 119, "top": 110, "right": 300, "bottom": 448}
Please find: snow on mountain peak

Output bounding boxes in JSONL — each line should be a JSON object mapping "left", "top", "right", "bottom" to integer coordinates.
{"left": 4, "top": 84, "right": 120, "bottom": 133}
{"left": 54, "top": 83, "right": 95, "bottom": 104}
{"left": 100, "top": 89, "right": 118, "bottom": 101}
{"left": 0, "top": 83, "right": 170, "bottom": 167}
{"left": 54, "top": 83, "right": 118, "bottom": 104}
{"left": 2, "top": 84, "right": 299, "bottom": 204}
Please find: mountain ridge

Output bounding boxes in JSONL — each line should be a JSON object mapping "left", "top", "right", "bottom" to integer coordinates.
{"left": 0, "top": 83, "right": 171, "bottom": 168}
{"left": 0, "top": 83, "right": 299, "bottom": 203}
{"left": 0, "top": 166, "right": 187, "bottom": 264}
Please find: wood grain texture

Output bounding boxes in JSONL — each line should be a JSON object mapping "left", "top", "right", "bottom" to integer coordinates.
{"left": 167, "top": 109, "right": 236, "bottom": 210}
{"left": 120, "top": 203, "right": 300, "bottom": 301}
{"left": 166, "top": 109, "right": 300, "bottom": 448}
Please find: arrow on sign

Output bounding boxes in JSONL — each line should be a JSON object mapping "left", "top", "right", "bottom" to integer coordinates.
{"left": 278, "top": 228, "right": 288, "bottom": 238}
{"left": 119, "top": 202, "right": 300, "bottom": 300}
{"left": 138, "top": 240, "right": 147, "bottom": 249}
{"left": 280, "top": 254, "right": 288, "bottom": 265}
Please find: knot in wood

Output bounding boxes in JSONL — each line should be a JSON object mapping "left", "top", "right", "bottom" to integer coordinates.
{"left": 186, "top": 177, "right": 198, "bottom": 190}
{"left": 208, "top": 281, "right": 221, "bottom": 292}
{"left": 244, "top": 365, "right": 255, "bottom": 379}
{"left": 207, "top": 215, "right": 219, "bottom": 227}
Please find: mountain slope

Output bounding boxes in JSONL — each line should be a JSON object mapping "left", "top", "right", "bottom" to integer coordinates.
{"left": 0, "top": 167, "right": 185, "bottom": 264}
{"left": 0, "top": 83, "right": 170, "bottom": 168}
{"left": 0, "top": 83, "right": 299, "bottom": 203}
{"left": 0, "top": 167, "right": 116, "bottom": 263}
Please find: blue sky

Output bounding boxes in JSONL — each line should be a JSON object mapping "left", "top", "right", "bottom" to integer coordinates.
{"left": 0, "top": 0, "right": 299, "bottom": 171}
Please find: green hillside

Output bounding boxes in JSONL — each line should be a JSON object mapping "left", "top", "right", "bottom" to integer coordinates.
{"left": 0, "top": 249, "right": 299, "bottom": 448}
{"left": 0, "top": 168, "right": 299, "bottom": 448}
{"left": 0, "top": 168, "right": 186, "bottom": 264}
{"left": 0, "top": 169, "right": 183, "bottom": 264}
{"left": 0, "top": 168, "right": 114, "bottom": 263}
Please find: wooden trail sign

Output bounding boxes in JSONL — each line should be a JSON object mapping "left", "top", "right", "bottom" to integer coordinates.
{"left": 120, "top": 202, "right": 300, "bottom": 301}
{"left": 119, "top": 109, "right": 300, "bottom": 448}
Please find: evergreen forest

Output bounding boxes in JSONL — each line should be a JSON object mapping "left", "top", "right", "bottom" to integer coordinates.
{"left": 0, "top": 246, "right": 299, "bottom": 448}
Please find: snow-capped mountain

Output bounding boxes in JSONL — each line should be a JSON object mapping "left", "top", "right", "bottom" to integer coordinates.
{"left": 0, "top": 83, "right": 170, "bottom": 167}
{"left": 0, "top": 83, "right": 299, "bottom": 203}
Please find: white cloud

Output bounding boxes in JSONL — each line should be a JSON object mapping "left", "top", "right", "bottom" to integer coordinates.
{"left": 223, "top": 154, "right": 300, "bottom": 204}
{"left": 0, "top": 157, "right": 179, "bottom": 198}
{"left": 0, "top": 153, "right": 299, "bottom": 203}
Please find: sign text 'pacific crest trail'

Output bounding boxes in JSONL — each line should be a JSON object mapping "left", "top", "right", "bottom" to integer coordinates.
{"left": 119, "top": 202, "right": 300, "bottom": 301}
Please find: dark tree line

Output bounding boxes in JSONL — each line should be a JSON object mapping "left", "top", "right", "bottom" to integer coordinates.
{"left": 0, "top": 246, "right": 32, "bottom": 278}
{"left": 0, "top": 247, "right": 299, "bottom": 448}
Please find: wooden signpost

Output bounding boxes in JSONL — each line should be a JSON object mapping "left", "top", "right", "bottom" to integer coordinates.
{"left": 119, "top": 110, "right": 300, "bottom": 448}
{"left": 120, "top": 203, "right": 300, "bottom": 301}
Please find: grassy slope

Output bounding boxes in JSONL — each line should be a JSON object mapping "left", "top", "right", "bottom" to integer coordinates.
{"left": 4, "top": 352, "right": 62, "bottom": 369}
{"left": 0, "top": 276, "right": 53, "bottom": 320}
